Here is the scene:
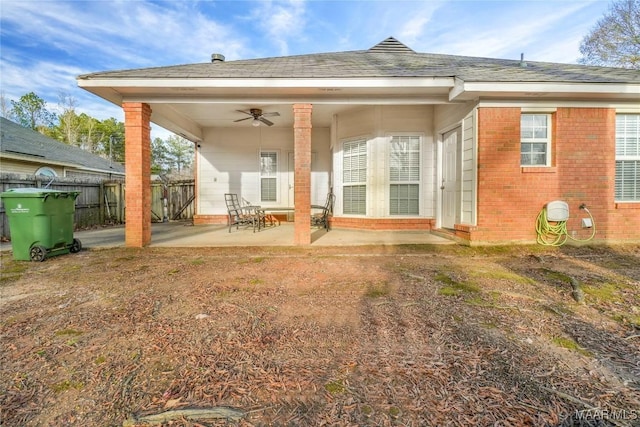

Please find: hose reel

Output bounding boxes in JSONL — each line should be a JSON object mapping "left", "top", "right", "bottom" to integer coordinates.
{"left": 535, "top": 201, "right": 596, "bottom": 246}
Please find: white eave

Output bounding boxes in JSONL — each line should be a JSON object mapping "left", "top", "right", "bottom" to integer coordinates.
{"left": 77, "top": 76, "right": 457, "bottom": 105}
{"left": 450, "top": 78, "right": 640, "bottom": 101}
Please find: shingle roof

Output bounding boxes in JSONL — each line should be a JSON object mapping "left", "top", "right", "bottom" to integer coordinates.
{"left": 78, "top": 37, "right": 640, "bottom": 84}
{"left": 0, "top": 117, "right": 125, "bottom": 174}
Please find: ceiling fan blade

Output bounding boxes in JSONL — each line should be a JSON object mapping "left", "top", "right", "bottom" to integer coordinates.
{"left": 262, "top": 112, "right": 280, "bottom": 117}
{"left": 235, "top": 110, "right": 253, "bottom": 116}
{"left": 233, "top": 116, "right": 252, "bottom": 122}
{"left": 259, "top": 117, "right": 274, "bottom": 126}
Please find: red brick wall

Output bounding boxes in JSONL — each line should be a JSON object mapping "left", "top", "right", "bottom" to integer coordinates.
{"left": 293, "top": 104, "right": 312, "bottom": 245}
{"left": 332, "top": 217, "right": 433, "bottom": 230}
{"left": 473, "top": 107, "right": 639, "bottom": 244}
{"left": 123, "top": 103, "right": 152, "bottom": 247}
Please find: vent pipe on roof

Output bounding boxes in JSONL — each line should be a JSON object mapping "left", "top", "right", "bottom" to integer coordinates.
{"left": 211, "top": 53, "right": 225, "bottom": 63}
{"left": 520, "top": 53, "right": 527, "bottom": 68}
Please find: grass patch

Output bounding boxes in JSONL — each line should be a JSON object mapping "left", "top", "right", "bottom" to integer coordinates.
{"left": 190, "top": 258, "right": 206, "bottom": 265}
{"left": 436, "top": 272, "right": 480, "bottom": 296}
{"left": 611, "top": 313, "right": 640, "bottom": 328}
{"left": 552, "top": 336, "right": 592, "bottom": 357}
{"left": 542, "top": 304, "right": 573, "bottom": 316}
{"left": 582, "top": 283, "right": 622, "bottom": 303}
{"left": 470, "top": 269, "right": 535, "bottom": 284}
{"left": 0, "top": 259, "right": 29, "bottom": 284}
{"left": 365, "top": 281, "right": 391, "bottom": 298}
{"left": 55, "top": 328, "right": 83, "bottom": 337}
{"left": 249, "top": 278, "right": 264, "bottom": 286}
{"left": 324, "top": 380, "right": 346, "bottom": 394}
{"left": 51, "top": 380, "right": 84, "bottom": 393}
{"left": 542, "top": 269, "right": 575, "bottom": 284}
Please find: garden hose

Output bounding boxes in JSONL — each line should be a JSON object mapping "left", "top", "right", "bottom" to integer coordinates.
{"left": 535, "top": 205, "right": 596, "bottom": 246}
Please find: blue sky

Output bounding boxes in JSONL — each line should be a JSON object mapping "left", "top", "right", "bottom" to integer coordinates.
{"left": 1, "top": 0, "right": 611, "bottom": 137}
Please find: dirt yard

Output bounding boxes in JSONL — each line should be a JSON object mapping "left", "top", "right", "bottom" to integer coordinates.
{"left": 1, "top": 243, "right": 639, "bottom": 427}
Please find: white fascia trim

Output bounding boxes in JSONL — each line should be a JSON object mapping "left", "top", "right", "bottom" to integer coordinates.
{"left": 450, "top": 81, "right": 640, "bottom": 100}
{"left": 78, "top": 77, "right": 456, "bottom": 89}
{"left": 478, "top": 100, "right": 640, "bottom": 109}
{"left": 132, "top": 96, "right": 454, "bottom": 105}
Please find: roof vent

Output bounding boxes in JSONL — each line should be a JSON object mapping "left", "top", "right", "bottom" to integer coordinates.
{"left": 211, "top": 53, "right": 225, "bottom": 63}
{"left": 368, "top": 37, "right": 414, "bottom": 53}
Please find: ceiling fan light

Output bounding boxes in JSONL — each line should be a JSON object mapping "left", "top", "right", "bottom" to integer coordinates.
{"left": 252, "top": 118, "right": 260, "bottom": 127}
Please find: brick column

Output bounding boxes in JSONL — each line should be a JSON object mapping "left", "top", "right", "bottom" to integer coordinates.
{"left": 293, "top": 104, "right": 312, "bottom": 245}
{"left": 123, "top": 102, "right": 152, "bottom": 247}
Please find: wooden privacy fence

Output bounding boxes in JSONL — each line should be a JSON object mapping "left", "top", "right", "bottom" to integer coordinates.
{"left": 0, "top": 174, "right": 195, "bottom": 240}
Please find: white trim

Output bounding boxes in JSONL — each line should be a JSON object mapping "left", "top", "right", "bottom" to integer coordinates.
{"left": 451, "top": 82, "right": 640, "bottom": 101}
{"left": 521, "top": 107, "right": 557, "bottom": 113}
{"left": 385, "top": 133, "right": 424, "bottom": 216}
{"left": 520, "top": 113, "right": 553, "bottom": 167}
{"left": 479, "top": 100, "right": 640, "bottom": 109}
{"left": 79, "top": 77, "right": 457, "bottom": 89}
{"left": 259, "top": 149, "right": 280, "bottom": 204}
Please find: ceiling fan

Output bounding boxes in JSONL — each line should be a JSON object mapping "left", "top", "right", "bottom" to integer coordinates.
{"left": 234, "top": 108, "right": 280, "bottom": 127}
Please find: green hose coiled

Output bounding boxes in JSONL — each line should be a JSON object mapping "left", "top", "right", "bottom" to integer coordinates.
{"left": 535, "top": 206, "right": 596, "bottom": 246}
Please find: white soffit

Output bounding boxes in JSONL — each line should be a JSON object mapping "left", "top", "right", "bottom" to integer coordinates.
{"left": 450, "top": 80, "right": 640, "bottom": 101}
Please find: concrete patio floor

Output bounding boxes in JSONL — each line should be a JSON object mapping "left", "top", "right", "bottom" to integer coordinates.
{"left": 1, "top": 221, "right": 454, "bottom": 252}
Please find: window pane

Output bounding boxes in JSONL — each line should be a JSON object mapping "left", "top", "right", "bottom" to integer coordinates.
{"left": 260, "top": 151, "right": 277, "bottom": 202}
{"left": 260, "top": 152, "right": 277, "bottom": 176}
{"left": 390, "top": 184, "right": 419, "bottom": 215}
{"left": 390, "top": 136, "right": 420, "bottom": 182}
{"left": 343, "top": 140, "right": 367, "bottom": 184}
{"left": 615, "top": 114, "right": 640, "bottom": 201}
{"left": 521, "top": 114, "right": 551, "bottom": 166}
{"left": 344, "top": 185, "right": 366, "bottom": 215}
{"left": 261, "top": 178, "right": 277, "bottom": 202}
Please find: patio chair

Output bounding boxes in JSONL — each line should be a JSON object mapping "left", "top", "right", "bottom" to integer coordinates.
{"left": 311, "top": 190, "right": 335, "bottom": 231}
{"left": 224, "top": 193, "right": 263, "bottom": 232}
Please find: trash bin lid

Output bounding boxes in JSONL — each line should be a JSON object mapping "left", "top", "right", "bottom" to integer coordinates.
{"left": 0, "top": 188, "right": 80, "bottom": 198}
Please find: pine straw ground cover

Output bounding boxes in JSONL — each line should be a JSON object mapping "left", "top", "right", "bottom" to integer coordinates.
{"left": 1, "top": 244, "right": 639, "bottom": 427}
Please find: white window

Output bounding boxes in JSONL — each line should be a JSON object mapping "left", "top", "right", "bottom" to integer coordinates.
{"left": 260, "top": 151, "right": 277, "bottom": 202}
{"left": 343, "top": 139, "right": 367, "bottom": 215}
{"left": 616, "top": 114, "right": 640, "bottom": 201}
{"left": 389, "top": 136, "right": 420, "bottom": 215}
{"left": 521, "top": 114, "right": 551, "bottom": 166}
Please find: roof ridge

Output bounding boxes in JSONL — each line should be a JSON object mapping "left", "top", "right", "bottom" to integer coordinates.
{"left": 369, "top": 37, "right": 415, "bottom": 53}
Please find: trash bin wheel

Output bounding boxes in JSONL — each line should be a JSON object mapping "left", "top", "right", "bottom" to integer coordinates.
{"left": 70, "top": 238, "right": 82, "bottom": 253}
{"left": 29, "top": 245, "right": 47, "bottom": 262}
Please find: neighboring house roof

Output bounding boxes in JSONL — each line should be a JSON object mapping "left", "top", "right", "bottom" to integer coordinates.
{"left": 0, "top": 117, "right": 125, "bottom": 175}
{"left": 79, "top": 37, "right": 640, "bottom": 83}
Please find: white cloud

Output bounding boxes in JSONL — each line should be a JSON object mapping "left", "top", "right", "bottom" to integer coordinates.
{"left": 251, "top": 0, "right": 308, "bottom": 56}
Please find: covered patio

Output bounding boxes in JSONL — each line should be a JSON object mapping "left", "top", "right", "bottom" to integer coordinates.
{"left": 33, "top": 222, "right": 454, "bottom": 250}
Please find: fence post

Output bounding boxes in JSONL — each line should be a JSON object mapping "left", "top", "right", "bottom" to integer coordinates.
{"left": 99, "top": 182, "right": 105, "bottom": 224}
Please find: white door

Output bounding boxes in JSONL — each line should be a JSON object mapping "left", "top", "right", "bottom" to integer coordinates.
{"left": 441, "top": 128, "right": 461, "bottom": 229}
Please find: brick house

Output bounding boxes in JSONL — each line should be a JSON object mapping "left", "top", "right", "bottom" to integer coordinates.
{"left": 77, "top": 37, "right": 639, "bottom": 247}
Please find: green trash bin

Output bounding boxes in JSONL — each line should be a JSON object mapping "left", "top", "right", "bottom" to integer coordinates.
{"left": 1, "top": 188, "right": 82, "bottom": 261}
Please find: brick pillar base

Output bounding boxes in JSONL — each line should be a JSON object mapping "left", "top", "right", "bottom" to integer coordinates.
{"left": 123, "top": 103, "right": 152, "bottom": 247}
{"left": 293, "top": 104, "right": 312, "bottom": 245}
